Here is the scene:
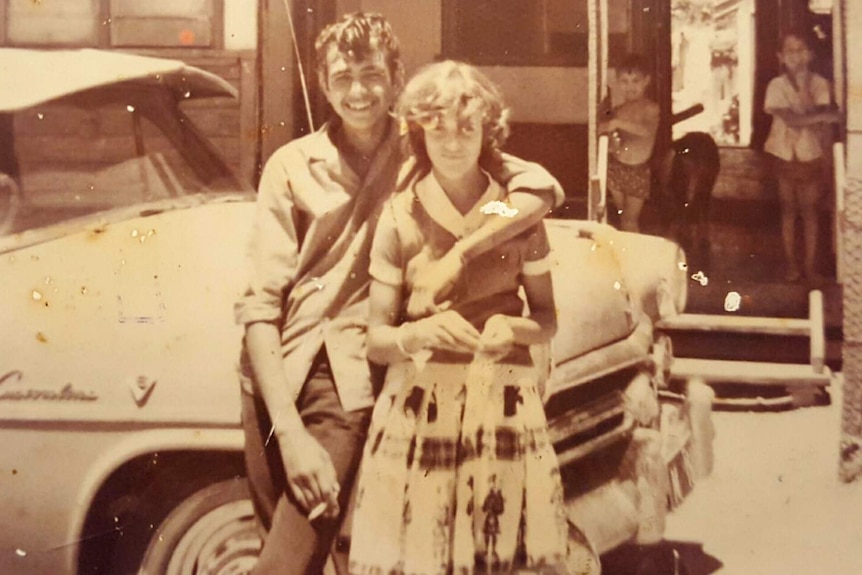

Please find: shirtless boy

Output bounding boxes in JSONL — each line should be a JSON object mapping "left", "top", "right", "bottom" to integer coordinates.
{"left": 600, "top": 54, "right": 660, "bottom": 232}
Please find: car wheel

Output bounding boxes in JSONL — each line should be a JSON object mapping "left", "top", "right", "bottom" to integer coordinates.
{"left": 138, "top": 478, "right": 261, "bottom": 575}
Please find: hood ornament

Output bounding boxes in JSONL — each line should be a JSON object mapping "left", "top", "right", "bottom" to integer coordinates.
{"left": 129, "top": 376, "right": 156, "bottom": 407}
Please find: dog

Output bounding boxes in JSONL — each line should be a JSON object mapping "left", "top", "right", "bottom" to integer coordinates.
{"left": 657, "top": 131, "right": 720, "bottom": 268}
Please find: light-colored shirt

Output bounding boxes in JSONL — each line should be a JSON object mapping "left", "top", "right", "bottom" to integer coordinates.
{"left": 370, "top": 172, "right": 551, "bottom": 330}
{"left": 235, "top": 123, "right": 565, "bottom": 411}
{"left": 764, "top": 73, "right": 832, "bottom": 162}
{"left": 235, "top": 121, "right": 402, "bottom": 410}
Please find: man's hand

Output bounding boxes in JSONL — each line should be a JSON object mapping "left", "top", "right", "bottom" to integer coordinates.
{"left": 278, "top": 428, "right": 341, "bottom": 520}
{"left": 406, "top": 249, "right": 464, "bottom": 317}
{"left": 479, "top": 314, "right": 516, "bottom": 358}
{"left": 404, "top": 310, "right": 480, "bottom": 354}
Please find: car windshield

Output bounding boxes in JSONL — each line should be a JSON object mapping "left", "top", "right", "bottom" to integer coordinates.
{"left": 0, "top": 89, "right": 244, "bottom": 237}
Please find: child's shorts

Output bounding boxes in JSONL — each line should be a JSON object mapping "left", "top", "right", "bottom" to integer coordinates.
{"left": 773, "top": 157, "right": 827, "bottom": 211}
{"left": 608, "top": 158, "right": 651, "bottom": 200}
{"left": 773, "top": 157, "right": 826, "bottom": 183}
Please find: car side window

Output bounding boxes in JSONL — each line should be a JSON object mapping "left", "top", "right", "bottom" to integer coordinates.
{"left": 4, "top": 100, "right": 230, "bottom": 235}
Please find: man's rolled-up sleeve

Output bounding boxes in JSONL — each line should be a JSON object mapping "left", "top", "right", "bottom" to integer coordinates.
{"left": 234, "top": 152, "right": 300, "bottom": 326}
{"left": 497, "top": 152, "right": 566, "bottom": 208}
{"left": 368, "top": 201, "right": 405, "bottom": 287}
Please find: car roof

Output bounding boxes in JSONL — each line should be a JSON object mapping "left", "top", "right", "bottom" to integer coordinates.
{"left": 0, "top": 48, "right": 237, "bottom": 112}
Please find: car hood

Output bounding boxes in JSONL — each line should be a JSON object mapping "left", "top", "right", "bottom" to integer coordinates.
{"left": 0, "top": 48, "right": 237, "bottom": 112}
{"left": 0, "top": 192, "right": 254, "bottom": 255}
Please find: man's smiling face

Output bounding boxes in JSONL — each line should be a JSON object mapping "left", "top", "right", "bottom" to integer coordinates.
{"left": 321, "top": 46, "right": 398, "bottom": 133}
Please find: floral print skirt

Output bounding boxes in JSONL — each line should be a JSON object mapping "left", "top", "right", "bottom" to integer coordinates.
{"left": 348, "top": 352, "right": 594, "bottom": 575}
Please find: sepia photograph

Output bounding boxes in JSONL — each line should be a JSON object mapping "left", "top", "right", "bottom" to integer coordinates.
{"left": 1, "top": 1, "right": 861, "bottom": 574}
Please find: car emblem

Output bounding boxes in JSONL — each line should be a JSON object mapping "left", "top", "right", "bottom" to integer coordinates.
{"left": 129, "top": 376, "right": 157, "bottom": 407}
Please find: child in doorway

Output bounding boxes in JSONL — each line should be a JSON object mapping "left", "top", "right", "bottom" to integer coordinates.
{"left": 600, "top": 53, "right": 660, "bottom": 233}
{"left": 348, "top": 60, "right": 599, "bottom": 575}
{"left": 764, "top": 30, "right": 841, "bottom": 282}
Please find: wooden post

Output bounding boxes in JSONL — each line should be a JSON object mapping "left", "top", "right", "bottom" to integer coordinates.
{"left": 587, "top": 0, "right": 607, "bottom": 222}
{"left": 839, "top": 0, "right": 862, "bottom": 482}
{"left": 588, "top": 0, "right": 598, "bottom": 221}
{"left": 258, "top": 0, "right": 298, "bottom": 167}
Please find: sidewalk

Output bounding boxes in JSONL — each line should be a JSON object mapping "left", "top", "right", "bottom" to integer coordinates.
{"left": 663, "top": 377, "right": 862, "bottom": 574}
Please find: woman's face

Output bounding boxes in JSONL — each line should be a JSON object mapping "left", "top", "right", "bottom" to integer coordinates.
{"left": 421, "top": 107, "right": 484, "bottom": 182}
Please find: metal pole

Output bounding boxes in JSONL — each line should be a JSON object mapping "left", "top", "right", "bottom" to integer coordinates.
{"left": 282, "top": 0, "right": 315, "bottom": 133}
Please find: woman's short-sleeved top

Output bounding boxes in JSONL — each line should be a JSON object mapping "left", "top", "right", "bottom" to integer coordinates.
{"left": 369, "top": 171, "right": 551, "bottom": 328}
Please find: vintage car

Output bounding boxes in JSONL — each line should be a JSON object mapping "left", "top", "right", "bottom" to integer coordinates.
{"left": 0, "top": 49, "right": 710, "bottom": 575}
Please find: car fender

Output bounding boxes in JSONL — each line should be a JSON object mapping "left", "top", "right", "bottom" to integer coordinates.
{"left": 73, "top": 427, "right": 245, "bottom": 573}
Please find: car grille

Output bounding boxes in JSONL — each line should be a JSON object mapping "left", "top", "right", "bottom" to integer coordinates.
{"left": 545, "top": 367, "right": 638, "bottom": 468}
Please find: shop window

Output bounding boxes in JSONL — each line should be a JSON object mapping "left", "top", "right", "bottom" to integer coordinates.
{"left": 442, "top": 0, "right": 630, "bottom": 67}
{"left": 2, "top": 0, "right": 222, "bottom": 48}
{"left": 671, "top": 0, "right": 756, "bottom": 146}
{"left": 5, "top": 0, "right": 100, "bottom": 46}
{"left": 110, "top": 0, "right": 215, "bottom": 48}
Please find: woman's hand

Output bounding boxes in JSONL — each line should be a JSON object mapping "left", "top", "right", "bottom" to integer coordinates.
{"left": 479, "top": 314, "right": 517, "bottom": 357}
{"left": 402, "top": 310, "right": 480, "bottom": 354}
{"left": 406, "top": 249, "right": 464, "bottom": 317}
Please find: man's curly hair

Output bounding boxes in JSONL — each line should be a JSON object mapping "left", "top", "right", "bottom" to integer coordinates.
{"left": 315, "top": 12, "right": 401, "bottom": 83}
{"left": 397, "top": 60, "right": 510, "bottom": 173}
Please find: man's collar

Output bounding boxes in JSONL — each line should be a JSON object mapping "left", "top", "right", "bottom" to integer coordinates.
{"left": 307, "top": 119, "right": 401, "bottom": 179}
{"left": 305, "top": 122, "right": 344, "bottom": 164}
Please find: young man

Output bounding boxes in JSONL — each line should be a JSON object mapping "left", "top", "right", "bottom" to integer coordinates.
{"left": 234, "top": 12, "right": 564, "bottom": 574}
{"left": 600, "top": 54, "right": 660, "bottom": 233}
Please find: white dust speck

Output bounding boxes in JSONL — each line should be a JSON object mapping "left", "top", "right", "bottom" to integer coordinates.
{"left": 691, "top": 271, "right": 708, "bottom": 286}
{"left": 31, "top": 290, "right": 43, "bottom": 301}
{"left": 724, "top": 291, "right": 742, "bottom": 312}
{"left": 480, "top": 200, "right": 519, "bottom": 218}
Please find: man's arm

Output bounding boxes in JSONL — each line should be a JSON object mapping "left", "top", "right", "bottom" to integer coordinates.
{"left": 236, "top": 154, "right": 340, "bottom": 518}
{"left": 406, "top": 157, "right": 561, "bottom": 317}
{"left": 245, "top": 322, "right": 340, "bottom": 517}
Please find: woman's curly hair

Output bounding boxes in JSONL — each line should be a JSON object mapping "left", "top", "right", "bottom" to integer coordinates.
{"left": 397, "top": 60, "right": 510, "bottom": 172}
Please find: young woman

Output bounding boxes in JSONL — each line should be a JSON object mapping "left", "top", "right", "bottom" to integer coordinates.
{"left": 348, "top": 60, "right": 595, "bottom": 575}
